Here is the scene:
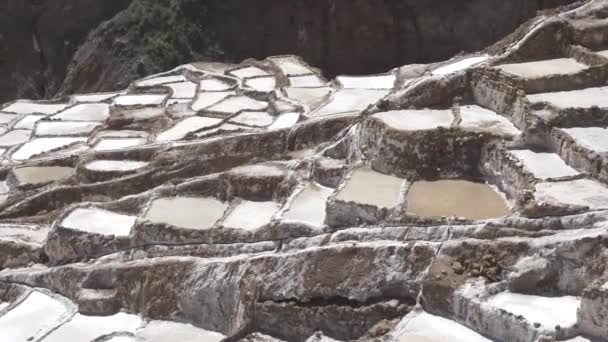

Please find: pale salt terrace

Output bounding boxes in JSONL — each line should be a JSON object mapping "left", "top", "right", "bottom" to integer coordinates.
{"left": 85, "top": 160, "right": 148, "bottom": 172}
{"left": 335, "top": 167, "right": 405, "bottom": 208}
{"left": 496, "top": 58, "right": 589, "bottom": 78}
{"left": 44, "top": 312, "right": 142, "bottom": 342}
{"left": 136, "top": 74, "right": 186, "bottom": 87}
{"left": 230, "top": 111, "right": 275, "bottom": 127}
{"left": 244, "top": 76, "right": 277, "bottom": 92}
{"left": 282, "top": 182, "right": 333, "bottom": 226}
{"left": 222, "top": 200, "right": 280, "bottom": 230}
{"left": 114, "top": 94, "right": 167, "bottom": 107}
{"left": 560, "top": 127, "right": 608, "bottom": 152}
{"left": 51, "top": 103, "right": 110, "bottom": 121}
{"left": 459, "top": 105, "right": 521, "bottom": 136}
{"left": 136, "top": 320, "right": 225, "bottom": 342}
{"left": 0, "top": 291, "right": 69, "bottom": 342}
{"left": 312, "top": 89, "right": 389, "bottom": 117}
{"left": 13, "top": 114, "right": 45, "bottom": 129}
{"left": 71, "top": 92, "right": 121, "bottom": 103}
{"left": 2, "top": 101, "right": 69, "bottom": 115}
{"left": 486, "top": 292, "right": 580, "bottom": 328}
{"left": 143, "top": 197, "right": 228, "bottom": 230}
{"left": 284, "top": 87, "right": 333, "bottom": 108}
{"left": 373, "top": 109, "right": 453, "bottom": 131}
{"left": 205, "top": 95, "right": 268, "bottom": 114}
{"left": 337, "top": 74, "right": 396, "bottom": 89}
{"left": 393, "top": 311, "right": 491, "bottom": 342}
{"left": 270, "top": 56, "right": 312, "bottom": 75}
{"left": 61, "top": 208, "right": 137, "bottom": 236}
{"left": 510, "top": 150, "right": 580, "bottom": 179}
{"left": 34, "top": 121, "right": 101, "bottom": 136}
{"left": 165, "top": 81, "right": 197, "bottom": 98}
{"left": 269, "top": 112, "right": 300, "bottom": 130}
{"left": 93, "top": 138, "right": 146, "bottom": 151}
{"left": 0, "top": 129, "right": 31, "bottom": 146}
{"left": 199, "top": 78, "right": 234, "bottom": 91}
{"left": 228, "top": 66, "right": 270, "bottom": 79}
{"left": 0, "top": 112, "right": 16, "bottom": 124}
{"left": 95, "top": 130, "right": 148, "bottom": 139}
{"left": 13, "top": 166, "right": 74, "bottom": 186}
{"left": 11, "top": 137, "right": 87, "bottom": 160}
{"left": 527, "top": 86, "right": 608, "bottom": 108}
{"left": 156, "top": 116, "right": 222, "bottom": 141}
{"left": 191, "top": 91, "right": 235, "bottom": 111}
{"left": 431, "top": 55, "right": 489, "bottom": 75}
{"left": 289, "top": 74, "right": 326, "bottom": 87}
{"left": 535, "top": 179, "right": 608, "bottom": 209}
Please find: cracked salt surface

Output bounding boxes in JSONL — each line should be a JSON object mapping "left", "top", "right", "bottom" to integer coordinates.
{"left": 44, "top": 312, "right": 142, "bottom": 342}
{"left": 0, "top": 291, "right": 69, "bottom": 341}
{"left": 61, "top": 208, "right": 137, "bottom": 236}
{"left": 496, "top": 58, "right": 588, "bottom": 78}
{"left": 336, "top": 167, "right": 405, "bottom": 208}
{"left": 527, "top": 86, "right": 608, "bottom": 108}
{"left": 561, "top": 127, "right": 608, "bottom": 152}
{"left": 486, "top": 292, "right": 580, "bottom": 328}
{"left": 282, "top": 182, "right": 333, "bottom": 226}
{"left": 51, "top": 103, "right": 110, "bottom": 121}
{"left": 144, "top": 197, "right": 228, "bottom": 230}
{"left": 223, "top": 200, "right": 280, "bottom": 230}
{"left": 510, "top": 150, "right": 579, "bottom": 179}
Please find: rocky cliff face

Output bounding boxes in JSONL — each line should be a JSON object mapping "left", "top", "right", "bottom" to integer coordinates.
{"left": 1, "top": 0, "right": 577, "bottom": 102}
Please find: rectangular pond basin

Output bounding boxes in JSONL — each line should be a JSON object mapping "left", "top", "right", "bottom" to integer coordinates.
{"left": 61, "top": 208, "right": 137, "bottom": 236}
{"left": 222, "top": 200, "right": 280, "bottom": 231}
{"left": 312, "top": 89, "right": 389, "bottom": 117}
{"left": 2, "top": 102, "right": 69, "bottom": 115}
{"left": 156, "top": 117, "right": 222, "bottom": 141}
{"left": 35, "top": 121, "right": 101, "bottom": 136}
{"left": 495, "top": 58, "right": 588, "bottom": 79}
{"left": 114, "top": 94, "right": 167, "bottom": 107}
{"left": 289, "top": 75, "right": 326, "bottom": 87}
{"left": 143, "top": 197, "right": 228, "bottom": 230}
{"left": 205, "top": 95, "right": 268, "bottom": 114}
{"left": 527, "top": 86, "right": 608, "bottom": 109}
{"left": 335, "top": 167, "right": 405, "bottom": 208}
{"left": 535, "top": 179, "right": 608, "bottom": 209}
{"left": 191, "top": 91, "right": 235, "bottom": 111}
{"left": 13, "top": 166, "right": 74, "bottom": 186}
{"left": 392, "top": 311, "right": 491, "bottom": 342}
{"left": 51, "top": 103, "right": 110, "bottom": 121}
{"left": 510, "top": 150, "right": 579, "bottom": 180}
{"left": 11, "top": 137, "right": 87, "bottom": 160}
{"left": 270, "top": 56, "right": 312, "bottom": 75}
{"left": 560, "top": 127, "right": 608, "bottom": 153}
{"left": 94, "top": 138, "right": 146, "bottom": 151}
{"left": 337, "top": 74, "right": 396, "bottom": 90}
{"left": 373, "top": 109, "right": 453, "bottom": 131}
{"left": 406, "top": 180, "right": 509, "bottom": 220}
{"left": 0, "top": 291, "right": 69, "bottom": 341}
{"left": 282, "top": 182, "right": 334, "bottom": 226}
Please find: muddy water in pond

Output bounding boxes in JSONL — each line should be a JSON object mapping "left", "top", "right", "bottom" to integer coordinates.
{"left": 144, "top": 197, "right": 228, "bottom": 230}
{"left": 13, "top": 166, "right": 74, "bottom": 186}
{"left": 406, "top": 180, "right": 508, "bottom": 219}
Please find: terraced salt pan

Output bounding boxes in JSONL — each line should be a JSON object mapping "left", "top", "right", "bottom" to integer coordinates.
{"left": 165, "top": 81, "right": 197, "bottom": 98}
{"left": 496, "top": 58, "right": 588, "bottom": 78}
{"left": 71, "top": 92, "right": 121, "bottom": 103}
{"left": 223, "top": 200, "right": 280, "bottom": 230}
{"left": 96, "top": 130, "right": 149, "bottom": 139}
{"left": 12, "top": 137, "right": 87, "bottom": 160}
{"left": 373, "top": 109, "right": 453, "bottom": 131}
{"left": 284, "top": 87, "right": 333, "bottom": 108}
{"left": 269, "top": 112, "right": 300, "bottom": 130}
{"left": 144, "top": 197, "right": 228, "bottom": 230}
{"left": 0, "top": 291, "right": 69, "bottom": 341}
{"left": 199, "top": 78, "right": 234, "bottom": 91}
{"left": 527, "top": 86, "right": 608, "bottom": 108}
{"left": 136, "top": 320, "right": 225, "bottom": 342}
{"left": 44, "top": 312, "right": 142, "bottom": 342}
{"left": 35, "top": 121, "right": 100, "bottom": 136}
{"left": 535, "top": 179, "right": 608, "bottom": 209}
{"left": 51, "top": 103, "right": 110, "bottom": 121}
{"left": 486, "top": 292, "right": 580, "bottom": 328}
{"left": 94, "top": 138, "right": 146, "bottom": 151}
{"left": 282, "top": 182, "right": 333, "bottom": 226}
{"left": 393, "top": 311, "right": 491, "bottom": 342}
{"left": 136, "top": 74, "right": 186, "bottom": 87}
{"left": 156, "top": 116, "right": 222, "bottom": 141}
{"left": 13, "top": 114, "right": 45, "bottom": 129}
{"left": 561, "top": 127, "right": 608, "bottom": 152}
{"left": 244, "top": 76, "right": 277, "bottom": 92}
{"left": 114, "top": 94, "right": 167, "bottom": 107}
{"left": 270, "top": 57, "right": 312, "bottom": 75}
{"left": 459, "top": 105, "right": 521, "bottom": 136}
{"left": 0, "top": 129, "right": 31, "bottom": 146}
{"left": 85, "top": 160, "right": 148, "bottom": 172}
{"left": 312, "top": 89, "right": 389, "bottom": 117}
{"left": 336, "top": 167, "right": 405, "bottom": 208}
{"left": 2, "top": 102, "right": 69, "bottom": 115}
{"left": 13, "top": 166, "right": 74, "bottom": 186}
{"left": 191, "top": 91, "right": 235, "bottom": 111}
{"left": 206, "top": 95, "right": 268, "bottom": 114}
{"left": 0, "top": 112, "right": 16, "bottom": 124}
{"left": 510, "top": 150, "right": 579, "bottom": 179}
{"left": 432, "top": 55, "right": 489, "bottom": 75}
{"left": 62, "top": 208, "right": 136, "bottom": 236}
{"left": 230, "top": 111, "right": 275, "bottom": 127}
{"left": 289, "top": 75, "right": 326, "bottom": 87}
{"left": 229, "top": 66, "right": 269, "bottom": 79}
{"left": 337, "top": 74, "right": 396, "bottom": 89}
{"left": 406, "top": 180, "right": 509, "bottom": 219}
